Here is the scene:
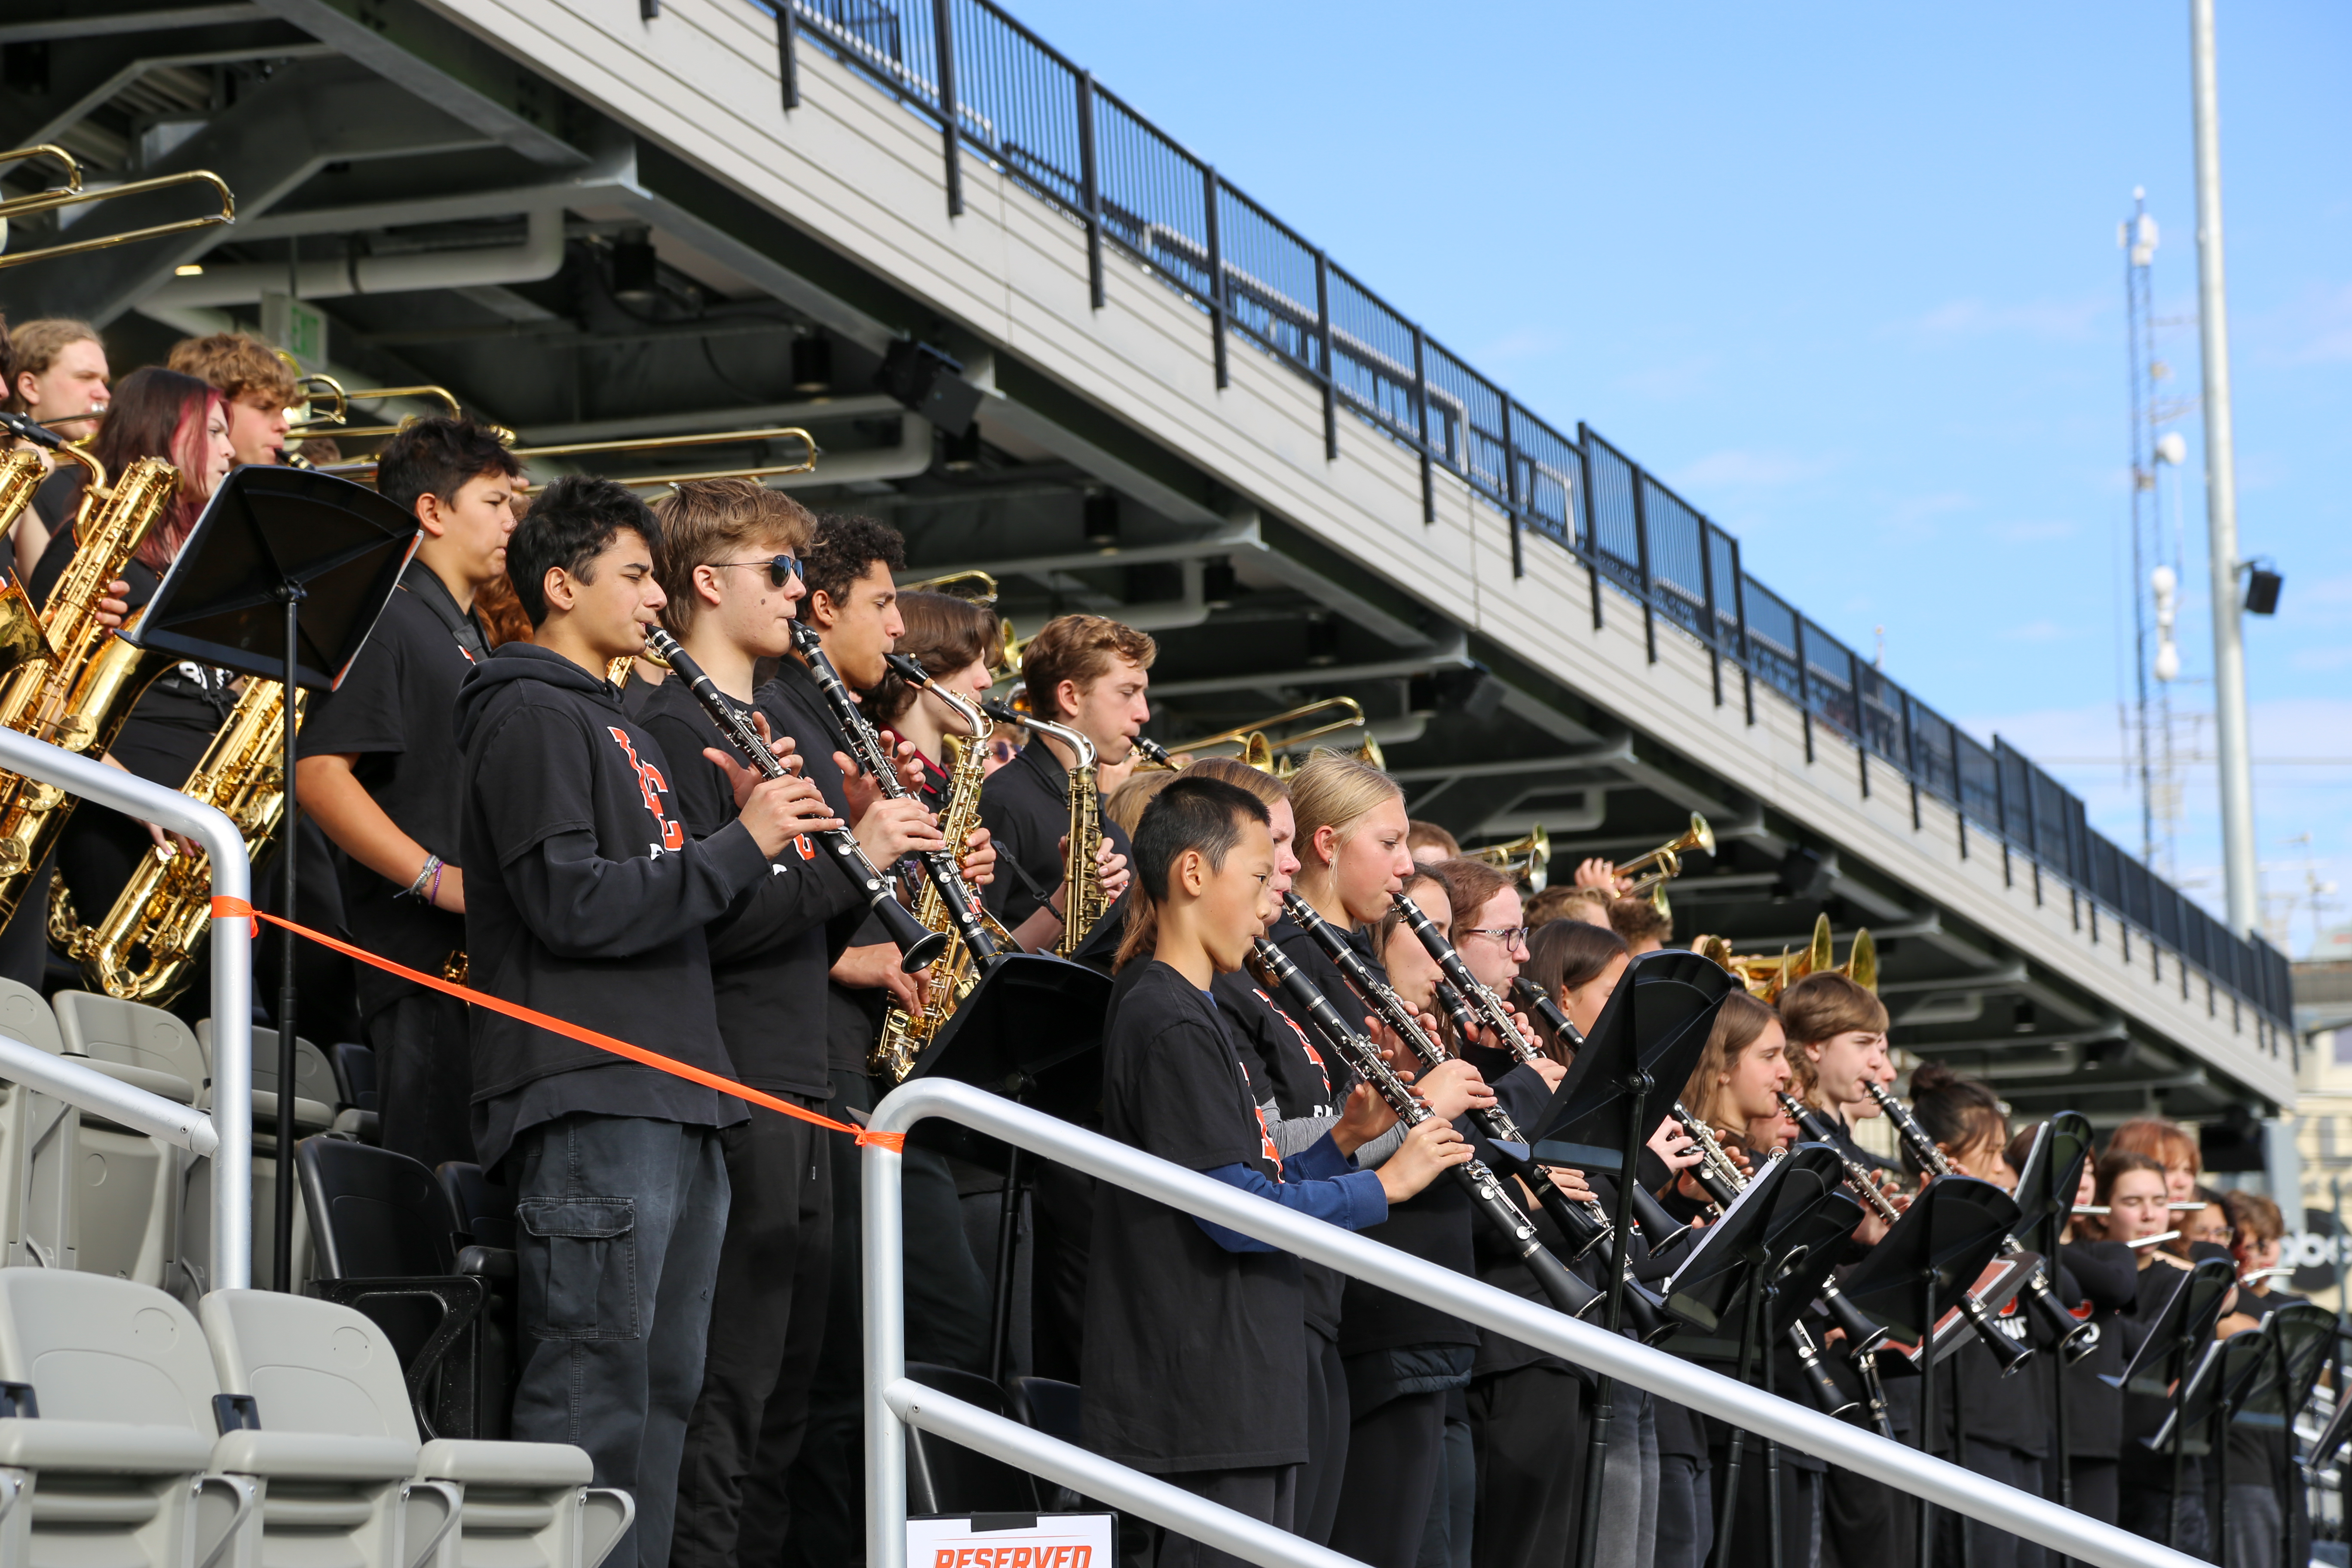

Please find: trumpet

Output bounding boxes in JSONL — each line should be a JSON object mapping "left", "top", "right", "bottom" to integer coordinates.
{"left": 1615, "top": 812, "right": 1714, "bottom": 916}
{"left": 900, "top": 569, "right": 999, "bottom": 604}
{"left": 287, "top": 377, "right": 464, "bottom": 441}
{"left": 0, "top": 144, "right": 234, "bottom": 271}
{"left": 321, "top": 424, "right": 820, "bottom": 490}
{"left": 1468, "top": 825, "right": 1550, "bottom": 891}
{"left": 1697, "top": 914, "right": 1876, "bottom": 1001}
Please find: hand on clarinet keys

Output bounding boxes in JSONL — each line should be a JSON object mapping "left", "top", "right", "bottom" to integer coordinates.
{"left": 1412, "top": 1058, "right": 1495, "bottom": 1122}
{"left": 1377, "top": 1118, "right": 1473, "bottom": 1204}
{"left": 1332, "top": 1083, "right": 1400, "bottom": 1156}
{"left": 851, "top": 794, "right": 945, "bottom": 865}
{"left": 1646, "top": 1117, "right": 1703, "bottom": 1175}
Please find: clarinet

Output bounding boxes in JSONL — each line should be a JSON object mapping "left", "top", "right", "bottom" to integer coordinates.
{"left": 1676, "top": 1099, "right": 1893, "bottom": 1433}
{"left": 783, "top": 626, "right": 999, "bottom": 963}
{"left": 1251, "top": 938, "right": 1602, "bottom": 1322}
{"left": 646, "top": 630, "right": 947, "bottom": 970}
{"left": 1864, "top": 1082, "right": 2095, "bottom": 1362}
{"left": 1282, "top": 893, "right": 1614, "bottom": 1258}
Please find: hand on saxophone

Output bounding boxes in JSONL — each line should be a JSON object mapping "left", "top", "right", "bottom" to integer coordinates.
{"left": 93, "top": 579, "right": 131, "bottom": 631}
{"left": 957, "top": 824, "right": 996, "bottom": 888}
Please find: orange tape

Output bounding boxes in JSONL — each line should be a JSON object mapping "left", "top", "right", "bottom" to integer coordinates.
{"left": 209, "top": 896, "right": 906, "bottom": 1152}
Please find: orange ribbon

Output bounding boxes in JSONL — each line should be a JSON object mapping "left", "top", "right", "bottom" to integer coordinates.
{"left": 209, "top": 896, "right": 906, "bottom": 1152}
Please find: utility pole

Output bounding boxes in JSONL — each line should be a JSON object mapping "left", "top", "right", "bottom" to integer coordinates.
{"left": 2190, "top": 0, "right": 2258, "bottom": 934}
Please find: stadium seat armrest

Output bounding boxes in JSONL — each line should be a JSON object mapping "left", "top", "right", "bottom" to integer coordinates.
{"left": 414, "top": 1438, "right": 591, "bottom": 1487}
{"left": 211, "top": 1430, "right": 418, "bottom": 1480}
{"left": 0, "top": 1418, "right": 213, "bottom": 1472}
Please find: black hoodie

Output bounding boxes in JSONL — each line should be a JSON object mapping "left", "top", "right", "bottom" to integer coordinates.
{"left": 453, "top": 643, "right": 765, "bottom": 1172}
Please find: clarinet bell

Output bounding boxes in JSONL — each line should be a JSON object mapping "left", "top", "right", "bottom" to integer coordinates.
{"left": 1822, "top": 1287, "right": 1892, "bottom": 1357}
{"left": 876, "top": 894, "right": 953, "bottom": 972}
{"left": 2019, "top": 1274, "right": 2100, "bottom": 1363}
{"left": 1966, "top": 1301, "right": 2036, "bottom": 1375}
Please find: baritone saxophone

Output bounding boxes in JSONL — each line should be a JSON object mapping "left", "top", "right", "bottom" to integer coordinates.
{"left": 0, "top": 452, "right": 183, "bottom": 925}
{"left": 55, "top": 679, "right": 305, "bottom": 1004}
{"left": 871, "top": 687, "right": 1017, "bottom": 1081}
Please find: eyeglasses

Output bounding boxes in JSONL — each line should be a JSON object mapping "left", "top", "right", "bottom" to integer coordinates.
{"left": 1461, "top": 925, "right": 1530, "bottom": 952}
{"left": 712, "top": 554, "right": 803, "bottom": 588}
{"left": 986, "top": 738, "right": 1019, "bottom": 764}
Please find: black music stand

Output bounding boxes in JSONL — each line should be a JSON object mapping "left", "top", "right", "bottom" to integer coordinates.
{"left": 132, "top": 463, "right": 418, "bottom": 1293}
{"left": 904, "top": 950, "right": 1112, "bottom": 1381}
{"left": 1837, "top": 1175, "right": 2021, "bottom": 1568}
{"left": 1523, "top": 949, "right": 1731, "bottom": 1568}
{"left": 2012, "top": 1110, "right": 2094, "bottom": 1533}
{"left": 2106, "top": 1254, "right": 2235, "bottom": 1551}
{"left": 2236, "top": 1301, "right": 2334, "bottom": 1568}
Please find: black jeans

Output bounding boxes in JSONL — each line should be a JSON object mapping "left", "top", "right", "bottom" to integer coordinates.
{"left": 511, "top": 1114, "right": 730, "bottom": 1568}
{"left": 672, "top": 1102, "right": 833, "bottom": 1568}
{"left": 369, "top": 989, "right": 476, "bottom": 1172}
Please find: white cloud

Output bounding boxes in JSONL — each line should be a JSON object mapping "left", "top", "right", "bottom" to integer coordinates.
{"left": 1998, "top": 619, "right": 2074, "bottom": 643}
{"left": 1992, "top": 518, "right": 2078, "bottom": 543}
{"left": 1886, "top": 295, "right": 2109, "bottom": 345}
{"left": 1668, "top": 448, "right": 1837, "bottom": 490}
{"left": 2290, "top": 646, "right": 2352, "bottom": 673}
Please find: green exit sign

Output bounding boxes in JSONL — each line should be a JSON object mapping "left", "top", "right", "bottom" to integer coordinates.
{"left": 260, "top": 293, "right": 328, "bottom": 368}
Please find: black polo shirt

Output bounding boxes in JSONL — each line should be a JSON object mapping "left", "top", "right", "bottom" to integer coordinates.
{"left": 634, "top": 671, "right": 862, "bottom": 1098}
{"left": 758, "top": 657, "right": 891, "bottom": 1077}
{"left": 977, "top": 736, "right": 1132, "bottom": 940}
{"left": 296, "top": 563, "right": 485, "bottom": 1018}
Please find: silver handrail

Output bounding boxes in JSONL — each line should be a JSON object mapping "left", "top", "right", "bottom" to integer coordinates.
{"left": 864, "top": 1077, "right": 2198, "bottom": 1568}
{"left": 0, "top": 1033, "right": 218, "bottom": 1157}
{"left": 0, "top": 728, "right": 252, "bottom": 1290}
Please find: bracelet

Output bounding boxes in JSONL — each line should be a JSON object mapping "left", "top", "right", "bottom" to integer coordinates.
{"left": 406, "top": 854, "right": 441, "bottom": 901}
{"left": 426, "top": 861, "right": 445, "bottom": 907}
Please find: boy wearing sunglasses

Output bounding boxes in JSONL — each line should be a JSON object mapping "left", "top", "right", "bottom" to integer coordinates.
{"left": 296, "top": 416, "right": 524, "bottom": 1169}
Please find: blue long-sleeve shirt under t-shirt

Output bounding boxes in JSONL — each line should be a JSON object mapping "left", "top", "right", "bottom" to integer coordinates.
{"left": 1196, "top": 1131, "right": 1388, "bottom": 1252}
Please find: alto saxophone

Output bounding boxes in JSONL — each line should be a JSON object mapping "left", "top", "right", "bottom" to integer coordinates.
{"left": 58, "top": 679, "right": 305, "bottom": 1004}
{"left": 0, "top": 453, "right": 183, "bottom": 924}
{"left": 870, "top": 690, "right": 1016, "bottom": 1081}
{"left": 1012, "top": 710, "right": 1104, "bottom": 959}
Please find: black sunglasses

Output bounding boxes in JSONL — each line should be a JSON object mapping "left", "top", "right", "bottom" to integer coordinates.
{"left": 713, "top": 554, "right": 803, "bottom": 589}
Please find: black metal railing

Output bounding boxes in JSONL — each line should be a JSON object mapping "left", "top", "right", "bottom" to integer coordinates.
{"left": 760, "top": 0, "right": 2293, "bottom": 1037}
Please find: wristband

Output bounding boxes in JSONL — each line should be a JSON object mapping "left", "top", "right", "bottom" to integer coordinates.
{"left": 406, "top": 854, "right": 441, "bottom": 900}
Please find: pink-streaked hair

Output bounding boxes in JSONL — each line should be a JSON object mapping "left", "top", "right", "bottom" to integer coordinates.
{"left": 82, "top": 366, "right": 223, "bottom": 573}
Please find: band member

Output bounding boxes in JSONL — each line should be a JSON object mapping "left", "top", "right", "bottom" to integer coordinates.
{"left": 2218, "top": 1190, "right": 2300, "bottom": 1568}
{"left": 861, "top": 590, "right": 1000, "bottom": 799}
{"left": 165, "top": 332, "right": 298, "bottom": 467}
{"left": 1519, "top": 919, "right": 1630, "bottom": 1064}
{"left": 1780, "top": 972, "right": 1893, "bottom": 1172}
{"left": 2098, "top": 1148, "right": 2209, "bottom": 1555}
{"left": 7, "top": 369, "right": 234, "bottom": 1001}
{"left": 2106, "top": 1117, "right": 2203, "bottom": 1204}
{"left": 299, "top": 418, "right": 522, "bottom": 1167}
{"left": 760, "top": 516, "right": 982, "bottom": 1568}
{"left": 1406, "top": 820, "right": 1458, "bottom": 865}
{"left": 453, "top": 476, "right": 830, "bottom": 1568}
{"left": 978, "top": 611, "right": 1147, "bottom": 949}
{"left": 1086, "top": 775, "right": 1465, "bottom": 1568}
{"left": 7, "top": 317, "right": 110, "bottom": 573}
{"left": 2044, "top": 1132, "right": 2134, "bottom": 1530}
{"left": 632, "top": 480, "right": 920, "bottom": 1568}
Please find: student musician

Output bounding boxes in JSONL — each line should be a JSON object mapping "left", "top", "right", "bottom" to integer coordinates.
{"left": 977, "top": 611, "right": 1147, "bottom": 949}
{"left": 164, "top": 332, "right": 297, "bottom": 468}
{"left": 2107, "top": 1117, "right": 2204, "bottom": 1206}
{"left": 8, "top": 369, "right": 234, "bottom": 1001}
{"left": 7, "top": 317, "right": 110, "bottom": 573}
{"left": 629, "top": 481, "right": 934, "bottom": 1568}
{"left": 861, "top": 589, "right": 1001, "bottom": 806}
{"left": 2096, "top": 1148, "right": 2209, "bottom": 1555}
{"left": 1085, "top": 775, "right": 1467, "bottom": 1568}
{"left": 2218, "top": 1190, "right": 2301, "bottom": 1568}
{"left": 451, "top": 477, "right": 833, "bottom": 1568}
{"left": 2042, "top": 1133, "right": 2135, "bottom": 1531}
{"left": 300, "top": 417, "right": 523, "bottom": 1167}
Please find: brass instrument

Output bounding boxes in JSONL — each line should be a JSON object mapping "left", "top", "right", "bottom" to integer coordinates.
{"left": 872, "top": 677, "right": 1018, "bottom": 1081}
{"left": 1139, "top": 696, "right": 1368, "bottom": 772}
{"left": 994, "top": 705, "right": 1105, "bottom": 959}
{"left": 0, "top": 454, "right": 184, "bottom": 921}
{"left": 1467, "top": 825, "right": 1551, "bottom": 891}
{"left": 0, "top": 449, "right": 54, "bottom": 675}
{"left": 287, "top": 377, "right": 463, "bottom": 441}
{"left": 57, "top": 680, "right": 304, "bottom": 1003}
{"left": 0, "top": 144, "right": 234, "bottom": 271}
{"left": 899, "top": 569, "right": 998, "bottom": 604}
{"left": 1697, "top": 914, "right": 1876, "bottom": 1001}
{"left": 318, "top": 424, "right": 819, "bottom": 490}
{"left": 1615, "top": 812, "right": 1714, "bottom": 915}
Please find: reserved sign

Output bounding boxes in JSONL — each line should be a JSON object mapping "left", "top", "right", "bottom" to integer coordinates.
{"left": 908, "top": 1513, "right": 1114, "bottom": 1568}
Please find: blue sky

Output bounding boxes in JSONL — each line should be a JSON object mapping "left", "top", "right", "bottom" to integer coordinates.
{"left": 997, "top": 0, "right": 2352, "bottom": 956}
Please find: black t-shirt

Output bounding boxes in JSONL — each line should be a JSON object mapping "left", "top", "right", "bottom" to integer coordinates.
{"left": 295, "top": 564, "right": 484, "bottom": 1018}
{"left": 977, "top": 735, "right": 1132, "bottom": 938}
{"left": 2061, "top": 1239, "right": 2138, "bottom": 1458}
{"left": 634, "top": 672, "right": 861, "bottom": 1098}
{"left": 29, "top": 467, "right": 81, "bottom": 536}
{"left": 453, "top": 644, "right": 765, "bottom": 1173}
{"left": 1081, "top": 959, "right": 1306, "bottom": 1474}
{"left": 28, "top": 529, "right": 235, "bottom": 787}
{"left": 757, "top": 657, "right": 890, "bottom": 1078}
{"left": 1212, "top": 964, "right": 1351, "bottom": 1341}
{"left": 2118, "top": 1257, "right": 2206, "bottom": 1491}
{"left": 2224, "top": 1286, "right": 2300, "bottom": 1488}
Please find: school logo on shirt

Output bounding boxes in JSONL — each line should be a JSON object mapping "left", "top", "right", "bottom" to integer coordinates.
{"left": 1246, "top": 1067, "right": 1283, "bottom": 1175}
{"left": 1252, "top": 986, "right": 1332, "bottom": 1098}
{"left": 605, "top": 726, "right": 686, "bottom": 852}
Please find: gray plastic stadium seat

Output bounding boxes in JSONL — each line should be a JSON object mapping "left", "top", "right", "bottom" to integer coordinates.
{"left": 0, "top": 978, "right": 75, "bottom": 1270}
{"left": 0, "top": 1268, "right": 435, "bottom": 1568}
{"left": 193, "top": 1022, "right": 338, "bottom": 1136}
{"left": 47, "top": 992, "right": 198, "bottom": 1287}
{"left": 201, "top": 1289, "right": 631, "bottom": 1568}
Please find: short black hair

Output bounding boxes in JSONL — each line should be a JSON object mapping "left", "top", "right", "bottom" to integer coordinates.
{"left": 797, "top": 511, "right": 905, "bottom": 617}
{"left": 508, "top": 476, "right": 659, "bottom": 627}
{"left": 376, "top": 416, "right": 521, "bottom": 520}
{"left": 1132, "top": 777, "right": 1271, "bottom": 905}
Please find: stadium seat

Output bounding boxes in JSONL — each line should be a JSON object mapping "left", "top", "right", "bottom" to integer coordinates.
{"left": 0, "top": 977, "right": 76, "bottom": 1271}
{"left": 195, "top": 1022, "right": 338, "bottom": 1137}
{"left": 328, "top": 1043, "right": 381, "bottom": 1144}
{"left": 300, "top": 1139, "right": 514, "bottom": 1441}
{"left": 49, "top": 991, "right": 199, "bottom": 1288}
{"left": 201, "top": 1289, "right": 630, "bottom": 1568}
{"left": 0, "top": 1268, "right": 426, "bottom": 1568}
{"left": 436, "top": 1163, "right": 516, "bottom": 1250}
{"left": 902, "top": 1364, "right": 1039, "bottom": 1516}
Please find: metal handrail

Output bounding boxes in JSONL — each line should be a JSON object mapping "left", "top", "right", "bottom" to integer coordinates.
{"left": 864, "top": 1078, "right": 2198, "bottom": 1568}
{"left": 0, "top": 728, "right": 252, "bottom": 1289}
{"left": 0, "top": 1033, "right": 219, "bottom": 1157}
